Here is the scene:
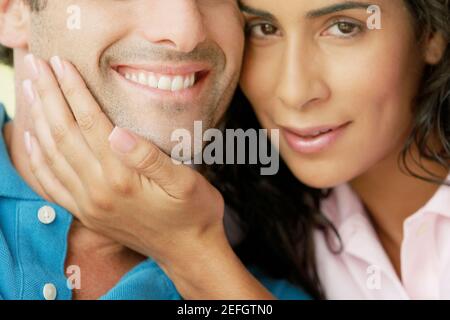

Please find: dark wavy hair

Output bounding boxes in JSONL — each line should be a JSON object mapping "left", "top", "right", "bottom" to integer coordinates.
{"left": 207, "top": 0, "right": 450, "bottom": 299}
{"left": 402, "top": 0, "right": 450, "bottom": 185}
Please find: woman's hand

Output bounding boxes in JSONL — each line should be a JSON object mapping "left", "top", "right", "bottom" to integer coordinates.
{"left": 21, "top": 54, "right": 274, "bottom": 299}
{"left": 22, "top": 53, "right": 226, "bottom": 266}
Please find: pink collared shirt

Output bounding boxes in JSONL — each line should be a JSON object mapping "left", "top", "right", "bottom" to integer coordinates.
{"left": 314, "top": 174, "right": 450, "bottom": 299}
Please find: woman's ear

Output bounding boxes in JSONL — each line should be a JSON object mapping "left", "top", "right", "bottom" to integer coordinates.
{"left": 0, "top": 0, "right": 30, "bottom": 50}
{"left": 424, "top": 31, "right": 447, "bottom": 65}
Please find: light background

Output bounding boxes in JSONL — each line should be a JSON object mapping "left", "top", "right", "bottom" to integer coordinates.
{"left": 0, "top": 64, "right": 15, "bottom": 117}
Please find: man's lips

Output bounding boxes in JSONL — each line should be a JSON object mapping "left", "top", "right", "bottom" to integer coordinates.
{"left": 281, "top": 122, "right": 352, "bottom": 154}
{"left": 113, "top": 63, "right": 210, "bottom": 93}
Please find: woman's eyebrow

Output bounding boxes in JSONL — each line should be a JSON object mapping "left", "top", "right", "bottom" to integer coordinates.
{"left": 237, "top": 1, "right": 373, "bottom": 21}
{"left": 306, "top": 1, "right": 373, "bottom": 18}
{"left": 238, "top": 1, "right": 275, "bottom": 20}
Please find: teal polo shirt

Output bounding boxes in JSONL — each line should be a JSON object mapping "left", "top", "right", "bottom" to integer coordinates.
{"left": 0, "top": 103, "right": 309, "bottom": 300}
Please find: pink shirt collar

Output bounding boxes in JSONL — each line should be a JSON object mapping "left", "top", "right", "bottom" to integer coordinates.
{"left": 317, "top": 172, "right": 450, "bottom": 299}
{"left": 321, "top": 173, "right": 450, "bottom": 229}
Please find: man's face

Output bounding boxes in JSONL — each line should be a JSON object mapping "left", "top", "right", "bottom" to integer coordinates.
{"left": 28, "top": 0, "right": 245, "bottom": 155}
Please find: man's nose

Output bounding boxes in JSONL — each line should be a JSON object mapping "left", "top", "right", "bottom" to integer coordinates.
{"left": 138, "top": 0, "right": 207, "bottom": 53}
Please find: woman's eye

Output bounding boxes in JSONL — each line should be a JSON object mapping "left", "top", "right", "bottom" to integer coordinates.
{"left": 246, "top": 22, "right": 281, "bottom": 39}
{"left": 322, "top": 21, "right": 363, "bottom": 38}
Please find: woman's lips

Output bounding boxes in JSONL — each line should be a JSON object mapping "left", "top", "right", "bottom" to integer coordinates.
{"left": 281, "top": 122, "right": 351, "bottom": 154}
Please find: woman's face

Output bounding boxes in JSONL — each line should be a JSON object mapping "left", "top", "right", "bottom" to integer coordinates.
{"left": 240, "top": 0, "right": 429, "bottom": 188}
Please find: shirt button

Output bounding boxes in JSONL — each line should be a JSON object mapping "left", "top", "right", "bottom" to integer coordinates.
{"left": 37, "top": 206, "right": 56, "bottom": 225}
{"left": 43, "top": 283, "right": 57, "bottom": 300}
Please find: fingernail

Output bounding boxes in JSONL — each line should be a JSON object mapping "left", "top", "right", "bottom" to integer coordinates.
{"left": 22, "top": 80, "right": 35, "bottom": 105}
{"left": 24, "top": 54, "right": 39, "bottom": 80}
{"left": 50, "top": 56, "right": 64, "bottom": 79}
{"left": 108, "top": 127, "right": 137, "bottom": 154}
{"left": 24, "top": 131, "right": 32, "bottom": 155}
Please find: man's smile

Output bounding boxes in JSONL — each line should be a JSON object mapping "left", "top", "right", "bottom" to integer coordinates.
{"left": 124, "top": 70, "right": 196, "bottom": 91}
{"left": 113, "top": 63, "right": 211, "bottom": 101}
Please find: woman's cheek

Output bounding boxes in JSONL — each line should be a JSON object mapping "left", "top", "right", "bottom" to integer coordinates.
{"left": 241, "top": 48, "right": 281, "bottom": 117}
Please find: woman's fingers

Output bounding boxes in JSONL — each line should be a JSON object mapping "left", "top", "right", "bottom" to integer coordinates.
{"left": 108, "top": 127, "right": 197, "bottom": 199}
{"left": 23, "top": 79, "right": 89, "bottom": 199}
{"left": 24, "top": 54, "right": 102, "bottom": 185}
{"left": 48, "top": 57, "right": 132, "bottom": 178}
{"left": 27, "top": 132, "right": 80, "bottom": 215}
{"left": 24, "top": 54, "right": 75, "bottom": 133}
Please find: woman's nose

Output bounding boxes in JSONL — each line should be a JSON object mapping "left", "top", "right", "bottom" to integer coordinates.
{"left": 276, "top": 42, "right": 330, "bottom": 110}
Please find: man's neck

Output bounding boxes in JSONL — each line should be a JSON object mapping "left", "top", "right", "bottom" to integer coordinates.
{"left": 65, "top": 219, "right": 146, "bottom": 299}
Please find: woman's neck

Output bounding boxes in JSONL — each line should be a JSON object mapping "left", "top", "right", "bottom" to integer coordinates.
{"left": 349, "top": 143, "right": 448, "bottom": 277}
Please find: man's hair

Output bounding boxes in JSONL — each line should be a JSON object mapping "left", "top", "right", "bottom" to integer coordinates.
{"left": 0, "top": 0, "right": 46, "bottom": 66}
{"left": 0, "top": 45, "right": 13, "bottom": 66}
{"left": 28, "top": 0, "right": 46, "bottom": 11}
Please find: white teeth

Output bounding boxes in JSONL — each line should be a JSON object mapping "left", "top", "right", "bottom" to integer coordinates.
{"left": 138, "top": 73, "right": 147, "bottom": 85}
{"left": 123, "top": 70, "right": 197, "bottom": 92}
{"left": 305, "top": 131, "right": 321, "bottom": 138}
{"left": 158, "top": 76, "right": 172, "bottom": 90}
{"left": 171, "top": 76, "right": 184, "bottom": 91}
{"left": 148, "top": 74, "right": 158, "bottom": 88}
{"left": 184, "top": 77, "right": 191, "bottom": 89}
{"left": 305, "top": 129, "right": 332, "bottom": 138}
